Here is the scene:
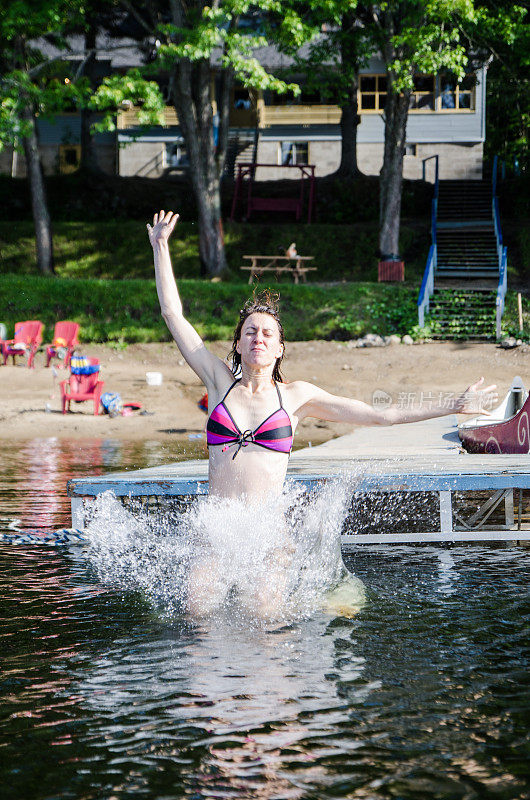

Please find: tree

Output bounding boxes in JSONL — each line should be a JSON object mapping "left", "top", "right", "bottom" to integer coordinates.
{"left": 286, "top": 3, "right": 374, "bottom": 178}
{"left": 70, "top": 0, "right": 141, "bottom": 172}
{"left": 275, "top": 1, "right": 475, "bottom": 257}
{"left": 103, "top": 1, "right": 299, "bottom": 277}
{"left": 355, "top": 1, "right": 474, "bottom": 260}
{"left": 0, "top": 0, "right": 165, "bottom": 274}
{"left": 0, "top": 1, "right": 81, "bottom": 274}
{"left": 462, "top": 1, "right": 530, "bottom": 171}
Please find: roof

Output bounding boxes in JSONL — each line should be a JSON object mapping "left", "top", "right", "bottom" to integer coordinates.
{"left": 33, "top": 34, "right": 150, "bottom": 68}
{"left": 33, "top": 34, "right": 319, "bottom": 71}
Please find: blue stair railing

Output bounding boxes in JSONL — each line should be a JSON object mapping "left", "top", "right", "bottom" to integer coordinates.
{"left": 492, "top": 155, "right": 509, "bottom": 339}
{"left": 496, "top": 246, "right": 508, "bottom": 339}
{"left": 418, "top": 155, "right": 439, "bottom": 327}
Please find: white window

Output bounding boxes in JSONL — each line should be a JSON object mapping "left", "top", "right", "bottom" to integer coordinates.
{"left": 439, "top": 75, "right": 475, "bottom": 110}
{"left": 278, "top": 141, "right": 309, "bottom": 166}
{"left": 358, "top": 73, "right": 475, "bottom": 113}
{"left": 359, "top": 75, "right": 387, "bottom": 111}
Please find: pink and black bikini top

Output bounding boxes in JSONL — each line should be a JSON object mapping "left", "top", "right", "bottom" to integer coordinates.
{"left": 206, "top": 380, "right": 293, "bottom": 460}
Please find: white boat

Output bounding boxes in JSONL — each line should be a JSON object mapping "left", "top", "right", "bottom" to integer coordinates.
{"left": 458, "top": 376, "right": 529, "bottom": 454}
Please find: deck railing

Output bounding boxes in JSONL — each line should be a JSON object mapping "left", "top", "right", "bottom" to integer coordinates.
{"left": 421, "top": 154, "right": 439, "bottom": 190}
{"left": 418, "top": 155, "right": 439, "bottom": 327}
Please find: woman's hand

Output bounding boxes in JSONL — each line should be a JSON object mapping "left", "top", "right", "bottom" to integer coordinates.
{"left": 147, "top": 210, "right": 179, "bottom": 249}
{"left": 453, "top": 377, "right": 498, "bottom": 415}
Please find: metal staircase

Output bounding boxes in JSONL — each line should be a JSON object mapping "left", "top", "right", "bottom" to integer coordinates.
{"left": 417, "top": 158, "right": 507, "bottom": 340}
{"left": 224, "top": 130, "right": 257, "bottom": 179}
{"left": 436, "top": 180, "right": 499, "bottom": 283}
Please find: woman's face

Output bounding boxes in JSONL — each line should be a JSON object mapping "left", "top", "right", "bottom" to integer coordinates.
{"left": 236, "top": 312, "right": 283, "bottom": 371}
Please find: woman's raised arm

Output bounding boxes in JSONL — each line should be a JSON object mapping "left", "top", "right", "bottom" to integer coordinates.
{"left": 147, "top": 210, "right": 229, "bottom": 388}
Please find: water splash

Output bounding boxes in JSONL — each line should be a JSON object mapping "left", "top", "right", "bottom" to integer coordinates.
{"left": 84, "top": 479, "right": 366, "bottom": 623}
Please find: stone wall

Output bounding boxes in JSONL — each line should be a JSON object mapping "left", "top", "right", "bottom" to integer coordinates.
{"left": 0, "top": 145, "right": 116, "bottom": 177}
{"left": 118, "top": 142, "right": 165, "bottom": 178}
{"left": 254, "top": 140, "right": 483, "bottom": 181}
{"left": 0, "top": 138, "right": 483, "bottom": 182}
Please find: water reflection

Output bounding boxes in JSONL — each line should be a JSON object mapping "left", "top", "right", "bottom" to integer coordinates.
{"left": 0, "top": 437, "right": 201, "bottom": 536}
{"left": 0, "top": 442, "right": 529, "bottom": 799}
{"left": 72, "top": 611, "right": 373, "bottom": 799}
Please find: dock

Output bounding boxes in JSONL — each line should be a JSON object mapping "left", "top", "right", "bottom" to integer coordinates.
{"left": 68, "top": 416, "right": 530, "bottom": 544}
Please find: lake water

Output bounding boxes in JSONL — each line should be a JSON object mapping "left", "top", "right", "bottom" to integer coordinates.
{"left": 1, "top": 439, "right": 529, "bottom": 800}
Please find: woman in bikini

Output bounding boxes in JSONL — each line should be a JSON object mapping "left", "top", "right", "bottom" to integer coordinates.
{"left": 148, "top": 210, "right": 495, "bottom": 615}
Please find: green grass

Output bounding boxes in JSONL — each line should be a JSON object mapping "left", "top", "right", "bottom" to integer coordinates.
{"left": 1, "top": 274, "right": 527, "bottom": 342}
{"left": 0, "top": 275, "right": 420, "bottom": 342}
{"left": 0, "top": 220, "right": 429, "bottom": 283}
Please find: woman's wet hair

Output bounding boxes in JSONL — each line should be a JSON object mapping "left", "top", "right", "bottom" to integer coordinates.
{"left": 228, "top": 290, "right": 285, "bottom": 382}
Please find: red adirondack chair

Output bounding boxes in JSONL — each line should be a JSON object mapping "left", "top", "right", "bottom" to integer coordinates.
{"left": 46, "top": 321, "right": 80, "bottom": 368}
{"left": 60, "top": 358, "right": 105, "bottom": 415}
{"left": 2, "top": 320, "right": 43, "bottom": 368}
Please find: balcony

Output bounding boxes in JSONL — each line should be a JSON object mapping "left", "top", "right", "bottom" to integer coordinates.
{"left": 260, "top": 104, "right": 341, "bottom": 127}
{"left": 117, "top": 106, "right": 179, "bottom": 129}
{"left": 117, "top": 102, "right": 343, "bottom": 132}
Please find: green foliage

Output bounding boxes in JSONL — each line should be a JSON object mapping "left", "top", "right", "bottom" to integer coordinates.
{"left": 367, "top": 0, "right": 476, "bottom": 92}
{"left": 0, "top": 0, "right": 82, "bottom": 148}
{"left": 501, "top": 290, "right": 530, "bottom": 340}
{"left": 322, "top": 285, "right": 420, "bottom": 339}
{"left": 0, "top": 275, "right": 419, "bottom": 342}
{"left": 1, "top": 272, "right": 525, "bottom": 342}
{"left": 480, "top": 2, "right": 530, "bottom": 170}
{"left": 91, "top": 0, "right": 304, "bottom": 131}
{"left": 273, "top": 2, "right": 374, "bottom": 105}
{"left": 0, "top": 1, "right": 169, "bottom": 151}
{"left": 89, "top": 70, "right": 166, "bottom": 133}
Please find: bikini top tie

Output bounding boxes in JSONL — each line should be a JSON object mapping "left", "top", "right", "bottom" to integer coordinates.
{"left": 206, "top": 380, "right": 293, "bottom": 460}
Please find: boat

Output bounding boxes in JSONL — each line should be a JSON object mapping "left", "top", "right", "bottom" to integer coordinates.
{"left": 458, "top": 376, "right": 530, "bottom": 454}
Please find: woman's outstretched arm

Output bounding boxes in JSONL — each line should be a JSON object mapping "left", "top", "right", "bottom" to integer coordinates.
{"left": 293, "top": 378, "right": 497, "bottom": 426}
{"left": 147, "top": 210, "right": 229, "bottom": 388}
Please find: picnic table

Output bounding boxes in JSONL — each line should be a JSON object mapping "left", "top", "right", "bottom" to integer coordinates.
{"left": 241, "top": 255, "right": 316, "bottom": 284}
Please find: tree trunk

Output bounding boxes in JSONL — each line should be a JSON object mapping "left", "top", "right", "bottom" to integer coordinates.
{"left": 379, "top": 87, "right": 410, "bottom": 259}
{"left": 170, "top": 57, "right": 227, "bottom": 276}
{"left": 336, "top": 12, "right": 361, "bottom": 178}
{"left": 336, "top": 87, "right": 361, "bottom": 178}
{"left": 216, "top": 64, "right": 233, "bottom": 178}
{"left": 21, "top": 104, "right": 54, "bottom": 275}
{"left": 80, "top": 26, "right": 98, "bottom": 172}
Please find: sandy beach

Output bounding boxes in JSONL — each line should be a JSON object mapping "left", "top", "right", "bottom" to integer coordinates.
{"left": 0, "top": 340, "right": 528, "bottom": 446}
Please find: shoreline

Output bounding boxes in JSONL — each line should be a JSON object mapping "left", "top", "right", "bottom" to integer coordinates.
{"left": 1, "top": 340, "right": 528, "bottom": 444}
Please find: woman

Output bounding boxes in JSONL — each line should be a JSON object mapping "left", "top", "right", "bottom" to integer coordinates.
{"left": 148, "top": 209, "right": 495, "bottom": 500}
{"left": 148, "top": 210, "right": 495, "bottom": 616}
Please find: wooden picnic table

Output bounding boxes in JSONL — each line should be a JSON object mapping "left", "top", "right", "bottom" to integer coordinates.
{"left": 241, "top": 255, "right": 316, "bottom": 284}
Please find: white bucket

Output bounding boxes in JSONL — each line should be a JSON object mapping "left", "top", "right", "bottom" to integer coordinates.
{"left": 146, "top": 371, "right": 163, "bottom": 386}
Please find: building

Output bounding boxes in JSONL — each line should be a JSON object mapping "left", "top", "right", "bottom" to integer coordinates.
{"left": 1, "top": 39, "right": 487, "bottom": 182}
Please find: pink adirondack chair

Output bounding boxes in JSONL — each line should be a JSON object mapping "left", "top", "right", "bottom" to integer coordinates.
{"left": 60, "top": 358, "right": 104, "bottom": 415}
{"left": 46, "top": 321, "right": 80, "bottom": 368}
{"left": 2, "top": 320, "right": 43, "bottom": 368}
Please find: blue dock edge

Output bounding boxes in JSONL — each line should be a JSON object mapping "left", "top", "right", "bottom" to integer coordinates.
{"left": 67, "top": 452, "right": 530, "bottom": 544}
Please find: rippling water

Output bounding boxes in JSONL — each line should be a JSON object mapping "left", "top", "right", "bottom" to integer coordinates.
{"left": 1, "top": 439, "right": 529, "bottom": 800}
